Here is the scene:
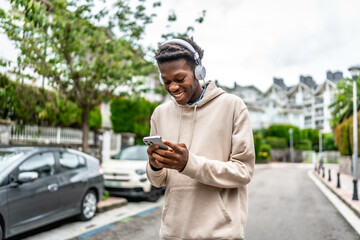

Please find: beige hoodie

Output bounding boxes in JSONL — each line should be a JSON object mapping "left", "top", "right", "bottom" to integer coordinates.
{"left": 146, "top": 81, "right": 255, "bottom": 240}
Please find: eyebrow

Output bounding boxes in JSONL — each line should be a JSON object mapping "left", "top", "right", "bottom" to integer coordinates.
{"left": 162, "top": 72, "right": 186, "bottom": 80}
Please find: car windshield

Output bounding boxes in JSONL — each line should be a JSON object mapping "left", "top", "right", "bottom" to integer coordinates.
{"left": 113, "top": 146, "right": 148, "bottom": 161}
{"left": 0, "top": 152, "right": 24, "bottom": 169}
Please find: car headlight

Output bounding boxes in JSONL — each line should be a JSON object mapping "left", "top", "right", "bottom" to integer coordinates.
{"left": 135, "top": 169, "right": 146, "bottom": 175}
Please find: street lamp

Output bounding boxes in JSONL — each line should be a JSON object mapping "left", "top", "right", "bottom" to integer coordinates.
{"left": 289, "top": 128, "right": 294, "bottom": 163}
{"left": 319, "top": 129, "right": 322, "bottom": 158}
{"left": 318, "top": 128, "right": 323, "bottom": 174}
{"left": 349, "top": 65, "right": 360, "bottom": 201}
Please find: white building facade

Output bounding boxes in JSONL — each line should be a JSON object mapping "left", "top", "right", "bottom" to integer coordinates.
{"left": 217, "top": 71, "right": 342, "bottom": 133}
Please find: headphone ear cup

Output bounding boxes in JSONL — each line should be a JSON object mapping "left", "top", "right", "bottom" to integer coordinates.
{"left": 159, "top": 72, "right": 164, "bottom": 84}
{"left": 194, "top": 65, "right": 206, "bottom": 80}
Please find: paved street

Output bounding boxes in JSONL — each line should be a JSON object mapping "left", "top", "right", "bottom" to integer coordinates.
{"left": 10, "top": 163, "right": 360, "bottom": 240}
{"left": 72, "top": 164, "right": 360, "bottom": 240}
{"left": 69, "top": 207, "right": 162, "bottom": 240}
{"left": 246, "top": 164, "right": 359, "bottom": 240}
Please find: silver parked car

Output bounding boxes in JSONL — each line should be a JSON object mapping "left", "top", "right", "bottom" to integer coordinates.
{"left": 0, "top": 146, "right": 104, "bottom": 240}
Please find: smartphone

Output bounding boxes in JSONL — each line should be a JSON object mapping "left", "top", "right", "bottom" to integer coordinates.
{"left": 143, "top": 136, "right": 168, "bottom": 150}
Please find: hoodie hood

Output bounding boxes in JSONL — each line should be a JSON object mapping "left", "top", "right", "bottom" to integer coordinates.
{"left": 171, "top": 80, "right": 226, "bottom": 108}
{"left": 169, "top": 80, "right": 225, "bottom": 150}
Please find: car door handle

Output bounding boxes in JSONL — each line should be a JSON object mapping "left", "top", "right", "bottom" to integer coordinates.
{"left": 48, "top": 184, "right": 58, "bottom": 192}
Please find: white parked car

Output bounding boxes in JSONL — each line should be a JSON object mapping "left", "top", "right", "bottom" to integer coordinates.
{"left": 102, "top": 145, "right": 163, "bottom": 202}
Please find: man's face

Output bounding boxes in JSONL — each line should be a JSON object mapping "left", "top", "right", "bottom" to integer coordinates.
{"left": 159, "top": 58, "right": 202, "bottom": 105}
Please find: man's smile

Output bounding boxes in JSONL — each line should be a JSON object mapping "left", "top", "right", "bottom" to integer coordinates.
{"left": 173, "top": 92, "right": 185, "bottom": 98}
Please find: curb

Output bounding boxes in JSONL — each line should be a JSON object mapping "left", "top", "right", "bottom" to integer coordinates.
{"left": 96, "top": 197, "right": 128, "bottom": 213}
{"left": 313, "top": 171, "right": 360, "bottom": 219}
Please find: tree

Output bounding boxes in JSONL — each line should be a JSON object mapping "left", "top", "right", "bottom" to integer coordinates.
{"left": 0, "top": 0, "right": 205, "bottom": 153}
{"left": 0, "top": 74, "right": 101, "bottom": 129}
{"left": 329, "top": 76, "right": 360, "bottom": 129}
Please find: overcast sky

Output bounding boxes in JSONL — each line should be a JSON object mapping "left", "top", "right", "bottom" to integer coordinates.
{"left": 1, "top": 0, "right": 360, "bottom": 92}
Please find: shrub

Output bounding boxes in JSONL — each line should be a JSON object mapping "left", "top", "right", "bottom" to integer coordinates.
{"left": 258, "top": 144, "right": 271, "bottom": 161}
{"left": 338, "top": 119, "right": 351, "bottom": 156}
{"left": 299, "top": 128, "right": 319, "bottom": 151}
{"left": 267, "top": 124, "right": 300, "bottom": 146}
{"left": 254, "top": 128, "right": 267, "bottom": 138}
{"left": 265, "top": 136, "right": 287, "bottom": 149}
{"left": 110, "top": 96, "right": 158, "bottom": 143}
{"left": 0, "top": 77, "right": 101, "bottom": 130}
{"left": 323, "top": 133, "right": 337, "bottom": 151}
{"left": 253, "top": 135, "right": 263, "bottom": 160}
{"left": 349, "top": 112, "right": 360, "bottom": 156}
{"left": 295, "top": 139, "right": 312, "bottom": 150}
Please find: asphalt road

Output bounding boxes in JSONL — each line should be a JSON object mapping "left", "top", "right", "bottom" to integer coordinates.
{"left": 69, "top": 207, "right": 162, "bottom": 240}
{"left": 245, "top": 165, "right": 359, "bottom": 240}
{"left": 66, "top": 164, "right": 359, "bottom": 240}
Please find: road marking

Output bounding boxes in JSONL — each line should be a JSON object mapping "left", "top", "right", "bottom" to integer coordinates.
{"left": 308, "top": 170, "right": 360, "bottom": 235}
{"left": 119, "top": 217, "right": 132, "bottom": 223}
{"left": 135, "top": 207, "right": 157, "bottom": 217}
{"left": 77, "top": 224, "right": 114, "bottom": 239}
{"left": 23, "top": 196, "right": 164, "bottom": 240}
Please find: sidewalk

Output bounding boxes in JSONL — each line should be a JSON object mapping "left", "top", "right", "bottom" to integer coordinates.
{"left": 96, "top": 197, "right": 128, "bottom": 213}
{"left": 314, "top": 163, "right": 360, "bottom": 218}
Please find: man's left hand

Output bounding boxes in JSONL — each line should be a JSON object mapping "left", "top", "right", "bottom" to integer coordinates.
{"left": 152, "top": 140, "right": 189, "bottom": 172}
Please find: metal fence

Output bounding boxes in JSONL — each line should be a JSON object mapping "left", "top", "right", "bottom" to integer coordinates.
{"left": 10, "top": 125, "right": 95, "bottom": 145}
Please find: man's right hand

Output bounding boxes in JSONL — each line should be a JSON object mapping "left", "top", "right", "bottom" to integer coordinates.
{"left": 147, "top": 144, "right": 163, "bottom": 170}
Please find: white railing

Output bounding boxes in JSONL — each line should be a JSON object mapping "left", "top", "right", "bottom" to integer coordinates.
{"left": 10, "top": 125, "right": 94, "bottom": 145}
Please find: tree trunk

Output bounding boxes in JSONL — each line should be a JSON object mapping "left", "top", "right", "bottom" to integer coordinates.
{"left": 82, "top": 109, "right": 90, "bottom": 153}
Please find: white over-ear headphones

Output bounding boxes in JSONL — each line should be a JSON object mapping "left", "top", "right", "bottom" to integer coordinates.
{"left": 158, "top": 39, "right": 206, "bottom": 84}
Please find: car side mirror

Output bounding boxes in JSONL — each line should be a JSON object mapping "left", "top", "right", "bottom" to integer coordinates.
{"left": 18, "top": 171, "right": 39, "bottom": 184}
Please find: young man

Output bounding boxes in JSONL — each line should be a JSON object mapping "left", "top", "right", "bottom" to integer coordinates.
{"left": 146, "top": 37, "right": 255, "bottom": 240}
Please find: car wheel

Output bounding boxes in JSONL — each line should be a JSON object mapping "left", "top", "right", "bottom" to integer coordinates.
{"left": 0, "top": 223, "right": 3, "bottom": 240}
{"left": 78, "top": 190, "right": 97, "bottom": 221}
{"left": 146, "top": 186, "right": 162, "bottom": 202}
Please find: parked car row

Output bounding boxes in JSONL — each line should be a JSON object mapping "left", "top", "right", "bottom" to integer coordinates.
{"left": 0, "top": 144, "right": 162, "bottom": 239}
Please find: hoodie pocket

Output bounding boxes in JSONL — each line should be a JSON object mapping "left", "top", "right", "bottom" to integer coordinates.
{"left": 161, "top": 186, "right": 232, "bottom": 239}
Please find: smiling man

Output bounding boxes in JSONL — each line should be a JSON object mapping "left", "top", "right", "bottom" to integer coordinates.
{"left": 146, "top": 37, "right": 255, "bottom": 240}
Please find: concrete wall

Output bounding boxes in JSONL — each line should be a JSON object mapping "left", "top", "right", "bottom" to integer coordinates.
{"left": 270, "top": 149, "right": 304, "bottom": 163}
{"left": 339, "top": 155, "right": 360, "bottom": 179}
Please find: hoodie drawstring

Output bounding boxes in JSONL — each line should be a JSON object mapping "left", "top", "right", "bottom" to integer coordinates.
{"left": 176, "top": 104, "right": 198, "bottom": 151}
{"left": 188, "top": 104, "right": 198, "bottom": 151}
{"left": 177, "top": 106, "right": 183, "bottom": 143}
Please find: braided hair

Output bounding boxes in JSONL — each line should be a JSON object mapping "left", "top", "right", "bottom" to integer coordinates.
{"left": 155, "top": 37, "right": 204, "bottom": 71}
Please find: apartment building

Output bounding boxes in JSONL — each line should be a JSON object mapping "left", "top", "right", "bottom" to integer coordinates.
{"left": 217, "top": 71, "right": 342, "bottom": 133}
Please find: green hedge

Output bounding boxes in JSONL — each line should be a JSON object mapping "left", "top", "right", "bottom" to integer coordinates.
{"left": 299, "top": 128, "right": 319, "bottom": 151}
{"left": 253, "top": 135, "right": 263, "bottom": 160}
{"left": 110, "top": 97, "right": 158, "bottom": 144}
{"left": 295, "top": 139, "right": 312, "bottom": 150}
{"left": 266, "top": 124, "right": 324, "bottom": 152}
{"left": 267, "top": 124, "right": 300, "bottom": 146}
{"left": 335, "top": 119, "right": 351, "bottom": 155}
{"left": 258, "top": 144, "right": 271, "bottom": 161}
{"left": 0, "top": 75, "right": 101, "bottom": 129}
{"left": 265, "top": 136, "right": 287, "bottom": 149}
{"left": 323, "top": 133, "right": 337, "bottom": 151}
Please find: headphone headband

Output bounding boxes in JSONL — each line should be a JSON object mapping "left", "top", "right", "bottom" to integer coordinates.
{"left": 158, "top": 38, "right": 206, "bottom": 82}
{"left": 160, "top": 39, "right": 201, "bottom": 64}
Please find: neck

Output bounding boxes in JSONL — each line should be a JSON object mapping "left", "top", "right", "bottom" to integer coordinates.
{"left": 188, "top": 84, "right": 207, "bottom": 105}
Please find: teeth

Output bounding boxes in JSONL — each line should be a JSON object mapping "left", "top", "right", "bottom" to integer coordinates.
{"left": 173, "top": 92, "right": 184, "bottom": 98}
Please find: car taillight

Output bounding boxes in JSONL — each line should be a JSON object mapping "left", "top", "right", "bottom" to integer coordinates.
{"left": 98, "top": 165, "right": 103, "bottom": 175}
